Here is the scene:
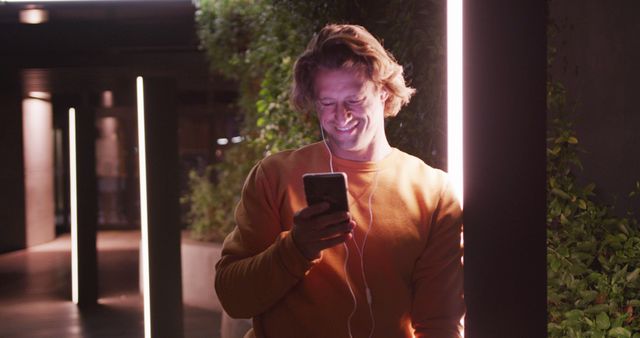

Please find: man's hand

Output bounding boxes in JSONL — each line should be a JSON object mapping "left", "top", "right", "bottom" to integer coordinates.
{"left": 291, "top": 202, "right": 355, "bottom": 260}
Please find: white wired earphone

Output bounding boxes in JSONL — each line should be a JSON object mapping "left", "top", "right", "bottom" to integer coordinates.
{"left": 320, "top": 126, "right": 379, "bottom": 338}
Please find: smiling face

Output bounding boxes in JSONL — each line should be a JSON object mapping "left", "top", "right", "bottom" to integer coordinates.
{"left": 314, "top": 68, "right": 391, "bottom": 162}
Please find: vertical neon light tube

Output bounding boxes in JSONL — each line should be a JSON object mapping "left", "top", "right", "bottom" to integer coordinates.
{"left": 136, "top": 76, "right": 152, "bottom": 338}
{"left": 447, "top": 0, "right": 464, "bottom": 336}
{"left": 447, "top": 0, "right": 464, "bottom": 207}
{"left": 69, "top": 107, "right": 79, "bottom": 305}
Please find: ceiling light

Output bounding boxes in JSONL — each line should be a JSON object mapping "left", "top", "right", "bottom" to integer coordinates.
{"left": 28, "top": 91, "right": 51, "bottom": 100}
{"left": 20, "top": 8, "right": 49, "bottom": 24}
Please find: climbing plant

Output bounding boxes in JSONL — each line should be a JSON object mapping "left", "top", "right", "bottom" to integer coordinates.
{"left": 546, "top": 12, "right": 640, "bottom": 337}
{"left": 185, "top": 0, "right": 446, "bottom": 240}
{"left": 546, "top": 79, "right": 640, "bottom": 338}
{"left": 185, "top": 0, "right": 346, "bottom": 240}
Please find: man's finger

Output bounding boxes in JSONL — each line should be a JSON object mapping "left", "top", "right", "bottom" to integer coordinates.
{"left": 310, "top": 211, "right": 350, "bottom": 229}
{"left": 316, "top": 232, "right": 352, "bottom": 251}
{"left": 294, "top": 202, "right": 330, "bottom": 219}
{"left": 315, "top": 221, "right": 354, "bottom": 240}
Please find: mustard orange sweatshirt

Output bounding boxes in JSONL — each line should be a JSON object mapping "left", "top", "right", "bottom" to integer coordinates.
{"left": 215, "top": 142, "right": 464, "bottom": 338}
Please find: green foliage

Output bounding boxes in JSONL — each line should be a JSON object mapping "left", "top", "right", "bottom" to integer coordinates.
{"left": 195, "top": 0, "right": 346, "bottom": 149}
{"left": 187, "top": 0, "right": 346, "bottom": 240}
{"left": 546, "top": 80, "right": 640, "bottom": 338}
{"left": 351, "top": 0, "right": 447, "bottom": 168}
{"left": 181, "top": 166, "right": 229, "bottom": 241}
{"left": 186, "top": 0, "right": 446, "bottom": 241}
{"left": 547, "top": 10, "right": 640, "bottom": 335}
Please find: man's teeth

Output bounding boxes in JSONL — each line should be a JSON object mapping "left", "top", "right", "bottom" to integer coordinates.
{"left": 336, "top": 123, "right": 357, "bottom": 131}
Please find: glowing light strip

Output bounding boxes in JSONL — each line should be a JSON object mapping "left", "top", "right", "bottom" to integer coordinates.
{"left": 447, "top": 0, "right": 465, "bottom": 336}
{"left": 136, "top": 76, "right": 152, "bottom": 338}
{"left": 447, "top": 0, "right": 464, "bottom": 209}
{"left": 69, "top": 107, "right": 79, "bottom": 305}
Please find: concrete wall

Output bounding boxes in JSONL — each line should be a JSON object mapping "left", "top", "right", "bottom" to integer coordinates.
{"left": 550, "top": 0, "right": 640, "bottom": 215}
{"left": 180, "top": 236, "right": 252, "bottom": 338}
{"left": 181, "top": 236, "right": 222, "bottom": 312}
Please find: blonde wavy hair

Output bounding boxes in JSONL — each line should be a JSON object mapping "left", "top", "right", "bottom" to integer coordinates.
{"left": 291, "top": 24, "right": 416, "bottom": 118}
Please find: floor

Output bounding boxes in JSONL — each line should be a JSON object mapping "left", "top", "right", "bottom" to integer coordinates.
{"left": 0, "top": 231, "right": 221, "bottom": 338}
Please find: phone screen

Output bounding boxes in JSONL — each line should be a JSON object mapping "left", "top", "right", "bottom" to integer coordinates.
{"left": 302, "top": 172, "right": 349, "bottom": 214}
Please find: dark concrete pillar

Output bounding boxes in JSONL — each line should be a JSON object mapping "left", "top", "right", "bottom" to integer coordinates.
{"left": 140, "top": 77, "right": 184, "bottom": 338}
{"left": 0, "top": 69, "right": 26, "bottom": 253}
{"left": 463, "top": 1, "right": 547, "bottom": 337}
{"left": 74, "top": 101, "right": 99, "bottom": 307}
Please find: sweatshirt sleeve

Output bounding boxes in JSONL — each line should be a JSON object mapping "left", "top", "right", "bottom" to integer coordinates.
{"left": 214, "top": 161, "right": 316, "bottom": 319}
{"left": 411, "top": 178, "right": 465, "bottom": 338}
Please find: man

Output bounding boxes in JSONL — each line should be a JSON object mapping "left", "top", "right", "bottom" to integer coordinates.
{"left": 215, "top": 24, "right": 464, "bottom": 338}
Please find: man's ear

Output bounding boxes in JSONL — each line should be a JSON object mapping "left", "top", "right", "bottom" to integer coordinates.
{"left": 380, "top": 89, "right": 389, "bottom": 102}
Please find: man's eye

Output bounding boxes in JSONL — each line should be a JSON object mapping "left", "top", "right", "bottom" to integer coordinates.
{"left": 320, "top": 101, "right": 335, "bottom": 107}
{"left": 347, "top": 98, "right": 364, "bottom": 105}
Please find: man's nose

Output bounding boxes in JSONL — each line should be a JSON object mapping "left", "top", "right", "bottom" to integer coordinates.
{"left": 335, "top": 103, "right": 353, "bottom": 123}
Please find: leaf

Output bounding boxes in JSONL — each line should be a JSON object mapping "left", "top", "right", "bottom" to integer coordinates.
{"left": 549, "top": 146, "right": 561, "bottom": 156}
{"left": 564, "top": 309, "right": 585, "bottom": 320}
{"left": 608, "top": 327, "right": 631, "bottom": 338}
{"left": 583, "top": 183, "right": 597, "bottom": 195}
{"left": 579, "top": 290, "right": 598, "bottom": 303}
{"left": 552, "top": 188, "right": 572, "bottom": 200}
{"left": 579, "top": 199, "right": 588, "bottom": 210}
{"left": 585, "top": 304, "right": 611, "bottom": 313}
{"left": 626, "top": 268, "right": 640, "bottom": 283}
{"left": 567, "top": 136, "right": 579, "bottom": 144}
{"left": 619, "top": 223, "right": 630, "bottom": 236}
{"left": 548, "top": 322, "right": 563, "bottom": 330}
{"left": 595, "top": 312, "right": 610, "bottom": 330}
{"left": 550, "top": 256, "right": 561, "bottom": 271}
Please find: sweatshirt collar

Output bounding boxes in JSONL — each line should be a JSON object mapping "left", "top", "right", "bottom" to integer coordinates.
{"left": 313, "top": 142, "right": 399, "bottom": 172}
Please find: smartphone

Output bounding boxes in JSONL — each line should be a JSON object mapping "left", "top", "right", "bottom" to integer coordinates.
{"left": 302, "top": 172, "right": 349, "bottom": 214}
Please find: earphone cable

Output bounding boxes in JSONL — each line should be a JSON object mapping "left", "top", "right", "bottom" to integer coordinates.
{"left": 320, "top": 127, "right": 334, "bottom": 173}
{"left": 352, "top": 170, "right": 379, "bottom": 338}
{"left": 320, "top": 124, "right": 377, "bottom": 338}
{"left": 321, "top": 125, "right": 356, "bottom": 338}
